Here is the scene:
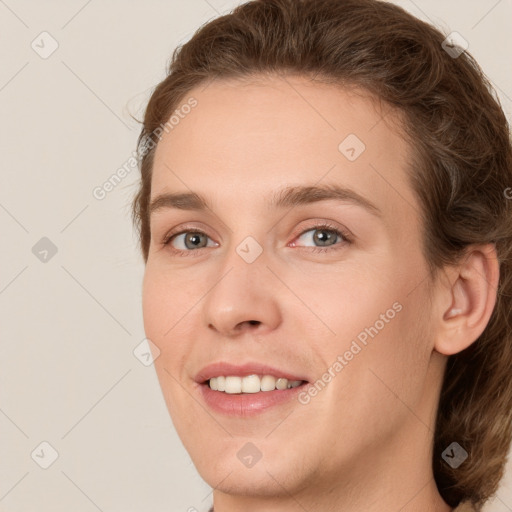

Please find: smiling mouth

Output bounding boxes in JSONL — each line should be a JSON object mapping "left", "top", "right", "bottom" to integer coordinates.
{"left": 205, "top": 374, "right": 308, "bottom": 394}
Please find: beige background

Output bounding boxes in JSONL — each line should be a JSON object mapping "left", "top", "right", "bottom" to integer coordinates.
{"left": 1, "top": 0, "right": 511, "bottom": 511}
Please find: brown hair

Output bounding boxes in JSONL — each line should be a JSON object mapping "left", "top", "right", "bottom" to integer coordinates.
{"left": 132, "top": 0, "right": 512, "bottom": 508}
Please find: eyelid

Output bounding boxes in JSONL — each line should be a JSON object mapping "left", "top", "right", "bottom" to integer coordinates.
{"left": 290, "top": 220, "right": 353, "bottom": 246}
{"left": 161, "top": 220, "right": 353, "bottom": 254}
{"left": 161, "top": 220, "right": 216, "bottom": 242}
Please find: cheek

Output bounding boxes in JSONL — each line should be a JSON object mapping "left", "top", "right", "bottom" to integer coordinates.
{"left": 142, "top": 269, "right": 192, "bottom": 419}
{"left": 142, "top": 264, "right": 198, "bottom": 378}
{"left": 331, "top": 284, "right": 432, "bottom": 421}
{"left": 142, "top": 261, "right": 184, "bottom": 324}
{"left": 141, "top": 270, "right": 164, "bottom": 337}
{"left": 141, "top": 265, "right": 180, "bottom": 355}
{"left": 296, "top": 263, "right": 396, "bottom": 349}
{"left": 310, "top": 305, "right": 431, "bottom": 458}
{"left": 304, "top": 255, "right": 430, "bottom": 394}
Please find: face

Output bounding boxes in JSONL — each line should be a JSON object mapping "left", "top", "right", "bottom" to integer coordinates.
{"left": 142, "top": 75, "right": 444, "bottom": 499}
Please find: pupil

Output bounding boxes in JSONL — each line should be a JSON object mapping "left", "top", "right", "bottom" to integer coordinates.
{"left": 186, "top": 233, "right": 204, "bottom": 249}
{"left": 314, "top": 229, "right": 334, "bottom": 246}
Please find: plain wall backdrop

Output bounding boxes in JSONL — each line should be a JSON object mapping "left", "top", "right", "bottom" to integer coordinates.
{"left": 1, "top": 0, "right": 511, "bottom": 511}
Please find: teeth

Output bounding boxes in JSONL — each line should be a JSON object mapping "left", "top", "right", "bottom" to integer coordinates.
{"left": 225, "top": 376, "right": 242, "bottom": 394}
{"left": 260, "top": 375, "right": 276, "bottom": 392}
{"left": 208, "top": 375, "right": 303, "bottom": 394}
{"left": 276, "top": 377, "right": 288, "bottom": 390}
{"left": 241, "top": 374, "right": 260, "bottom": 393}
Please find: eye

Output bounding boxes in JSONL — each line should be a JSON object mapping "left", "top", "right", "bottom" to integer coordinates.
{"left": 291, "top": 222, "right": 351, "bottom": 252}
{"left": 163, "top": 229, "right": 217, "bottom": 254}
{"left": 161, "top": 221, "right": 352, "bottom": 256}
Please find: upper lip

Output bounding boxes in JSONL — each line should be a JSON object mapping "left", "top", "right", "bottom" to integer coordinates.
{"left": 195, "top": 362, "right": 309, "bottom": 384}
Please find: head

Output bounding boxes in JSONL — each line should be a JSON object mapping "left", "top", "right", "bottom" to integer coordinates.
{"left": 132, "top": 0, "right": 512, "bottom": 509}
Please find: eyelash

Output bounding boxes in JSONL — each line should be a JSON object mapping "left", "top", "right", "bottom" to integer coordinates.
{"left": 161, "top": 222, "right": 352, "bottom": 257}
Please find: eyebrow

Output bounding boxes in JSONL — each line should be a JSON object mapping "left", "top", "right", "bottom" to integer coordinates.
{"left": 148, "top": 183, "right": 383, "bottom": 218}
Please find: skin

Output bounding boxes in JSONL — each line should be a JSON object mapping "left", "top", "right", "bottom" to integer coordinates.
{"left": 142, "top": 74, "right": 499, "bottom": 512}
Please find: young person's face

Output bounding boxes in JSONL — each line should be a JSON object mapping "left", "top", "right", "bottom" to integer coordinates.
{"left": 143, "top": 76, "right": 448, "bottom": 505}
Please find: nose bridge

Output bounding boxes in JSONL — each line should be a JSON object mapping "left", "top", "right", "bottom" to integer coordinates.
{"left": 201, "top": 234, "right": 282, "bottom": 335}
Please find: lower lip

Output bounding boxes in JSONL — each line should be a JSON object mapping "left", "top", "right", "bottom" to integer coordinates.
{"left": 198, "top": 382, "right": 309, "bottom": 416}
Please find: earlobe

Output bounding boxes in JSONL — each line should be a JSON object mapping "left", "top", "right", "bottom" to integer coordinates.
{"left": 434, "top": 244, "right": 500, "bottom": 356}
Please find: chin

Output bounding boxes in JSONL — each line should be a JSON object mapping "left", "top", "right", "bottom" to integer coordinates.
{"left": 178, "top": 431, "right": 305, "bottom": 494}
{"left": 197, "top": 458, "right": 300, "bottom": 498}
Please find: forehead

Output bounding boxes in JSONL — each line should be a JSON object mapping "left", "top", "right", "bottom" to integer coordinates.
{"left": 151, "top": 75, "right": 419, "bottom": 224}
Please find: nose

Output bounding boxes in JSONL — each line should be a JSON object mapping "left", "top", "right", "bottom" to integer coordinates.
{"left": 201, "top": 249, "right": 282, "bottom": 338}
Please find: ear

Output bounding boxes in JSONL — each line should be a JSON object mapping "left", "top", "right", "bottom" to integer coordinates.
{"left": 434, "top": 243, "right": 500, "bottom": 356}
